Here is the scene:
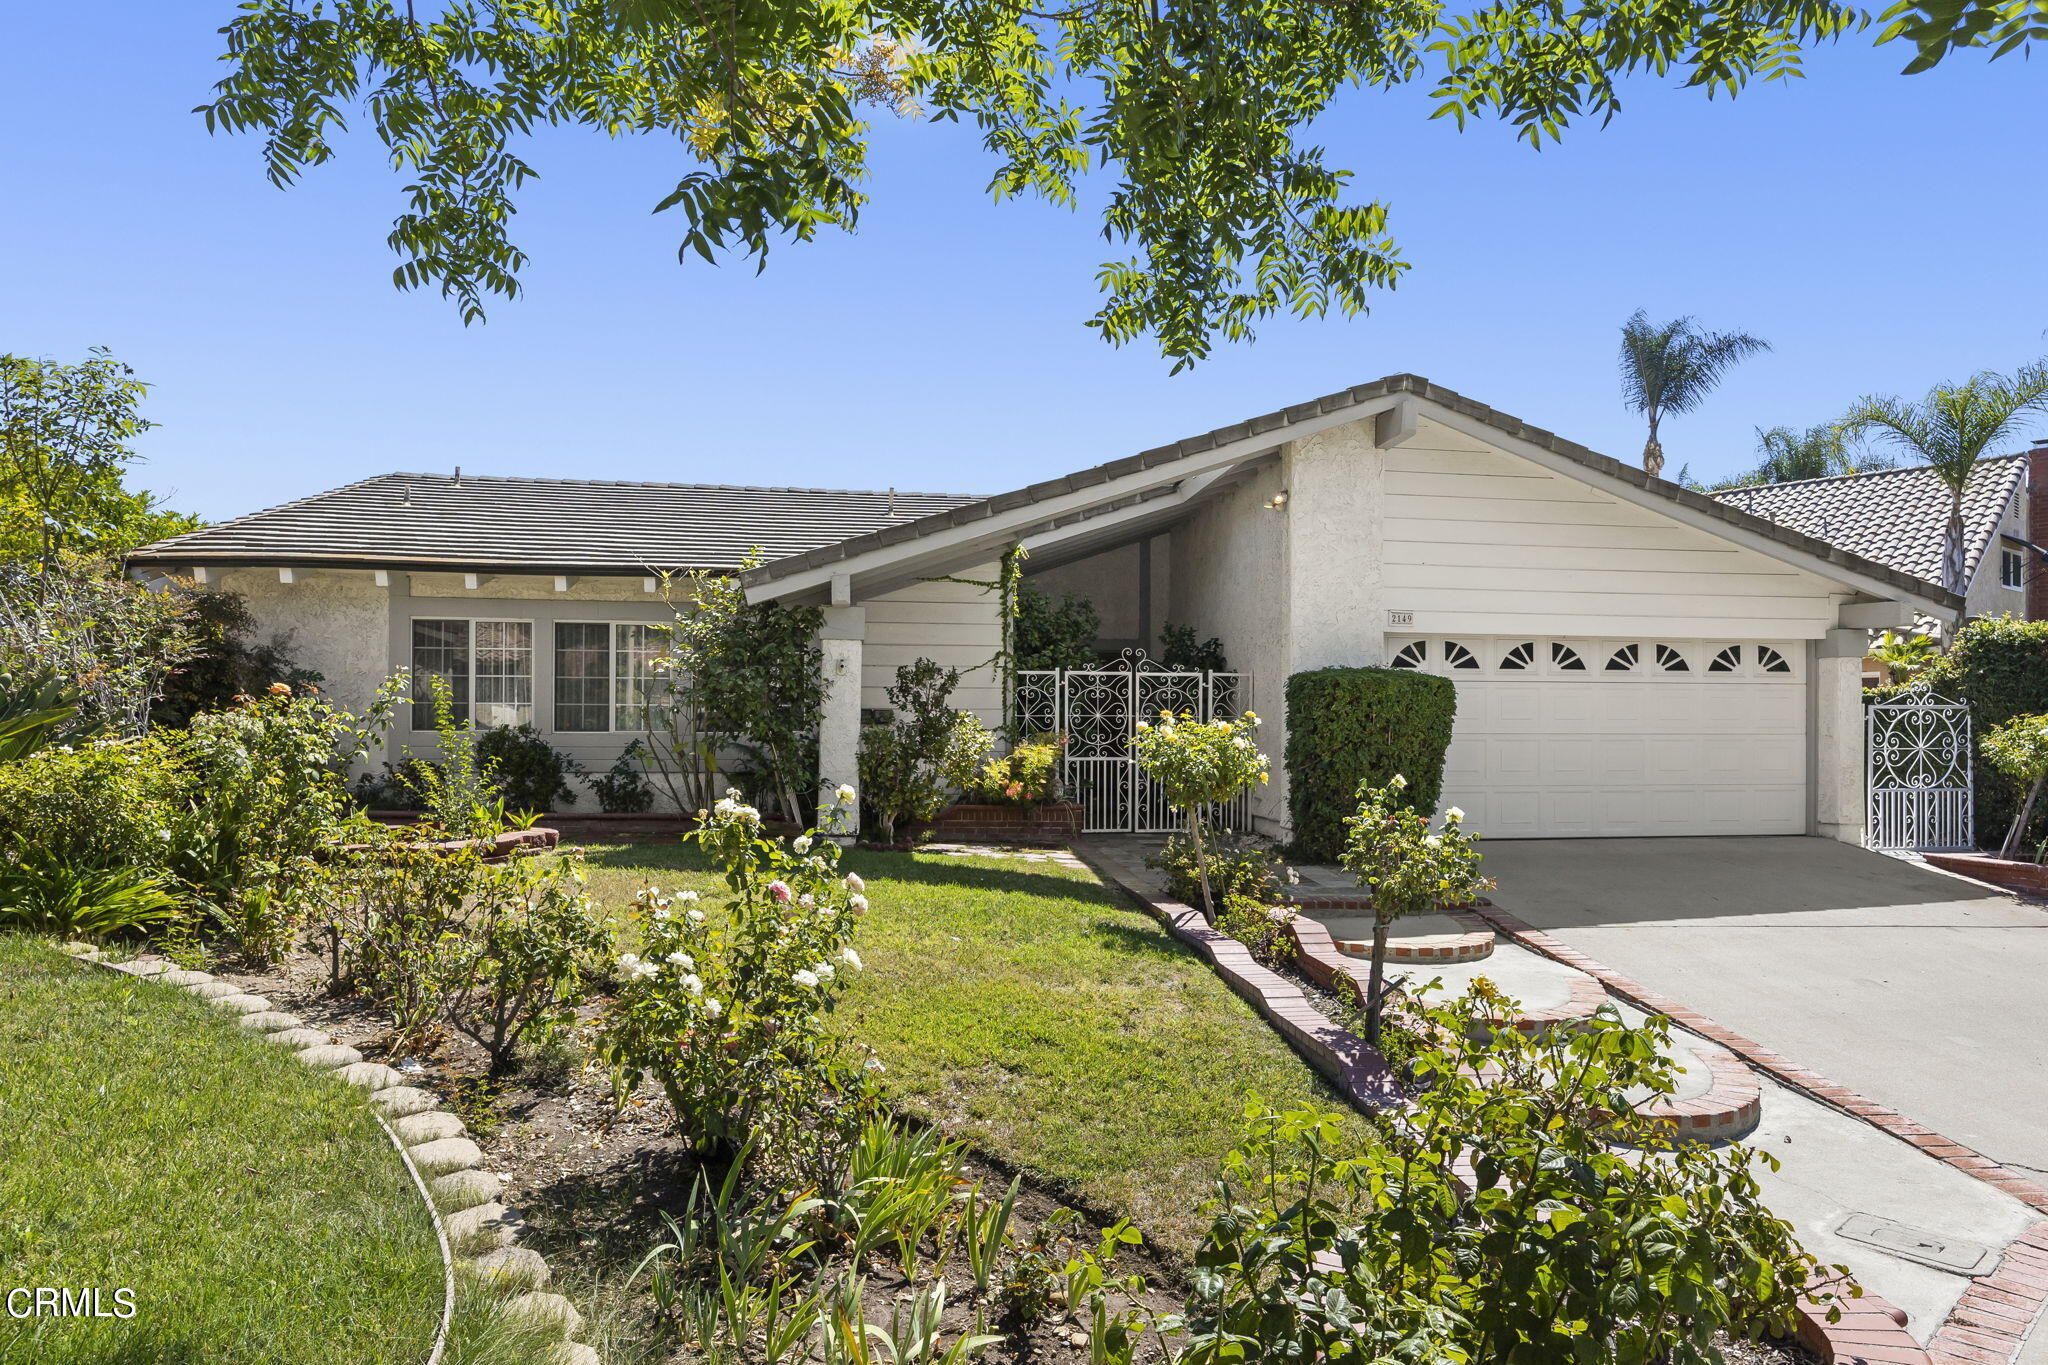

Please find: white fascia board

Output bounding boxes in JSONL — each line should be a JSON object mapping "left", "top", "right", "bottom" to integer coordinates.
{"left": 745, "top": 398, "right": 1398, "bottom": 604}
{"left": 1421, "top": 403, "right": 1957, "bottom": 620}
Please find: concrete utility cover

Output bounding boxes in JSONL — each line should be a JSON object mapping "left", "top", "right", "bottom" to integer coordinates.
{"left": 1836, "top": 1213, "right": 1999, "bottom": 1275}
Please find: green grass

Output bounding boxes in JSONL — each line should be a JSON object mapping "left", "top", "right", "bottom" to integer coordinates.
{"left": 0, "top": 936, "right": 444, "bottom": 1365}
{"left": 579, "top": 842, "right": 1363, "bottom": 1256}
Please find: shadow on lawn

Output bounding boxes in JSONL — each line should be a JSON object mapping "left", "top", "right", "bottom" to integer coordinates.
{"left": 574, "top": 842, "right": 1131, "bottom": 908}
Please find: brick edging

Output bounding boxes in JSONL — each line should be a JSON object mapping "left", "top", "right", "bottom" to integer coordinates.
{"left": 1069, "top": 844, "right": 1401, "bottom": 1110}
{"left": 1464, "top": 906, "right": 2048, "bottom": 1364}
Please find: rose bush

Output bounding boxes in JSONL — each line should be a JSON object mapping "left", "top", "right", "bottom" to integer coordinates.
{"left": 1128, "top": 711, "right": 1269, "bottom": 919}
{"left": 598, "top": 786, "right": 878, "bottom": 1172}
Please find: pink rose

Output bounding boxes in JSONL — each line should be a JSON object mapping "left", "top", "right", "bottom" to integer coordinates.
{"left": 767, "top": 880, "right": 792, "bottom": 904}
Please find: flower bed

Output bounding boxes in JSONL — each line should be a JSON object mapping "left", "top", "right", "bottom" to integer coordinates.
{"left": 927, "top": 801, "right": 1084, "bottom": 846}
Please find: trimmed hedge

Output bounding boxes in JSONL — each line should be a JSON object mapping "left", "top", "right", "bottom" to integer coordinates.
{"left": 1285, "top": 667, "right": 1457, "bottom": 862}
{"left": 1910, "top": 615, "right": 2048, "bottom": 851}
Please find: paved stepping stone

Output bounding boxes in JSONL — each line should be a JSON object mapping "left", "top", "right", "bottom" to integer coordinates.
{"left": 547, "top": 1345, "right": 599, "bottom": 1365}
{"left": 469, "top": 1246, "right": 549, "bottom": 1291}
{"left": 263, "top": 1028, "right": 333, "bottom": 1048}
{"left": 392, "top": 1111, "right": 466, "bottom": 1145}
{"left": 188, "top": 981, "right": 243, "bottom": 999}
{"left": 210, "top": 994, "right": 273, "bottom": 1014}
{"left": 443, "top": 1201, "right": 522, "bottom": 1250}
{"left": 238, "top": 1012, "right": 302, "bottom": 1032}
{"left": 333, "top": 1061, "right": 404, "bottom": 1090}
{"left": 430, "top": 1169, "right": 500, "bottom": 1212}
{"left": 504, "top": 1291, "right": 582, "bottom": 1337}
{"left": 159, "top": 969, "right": 214, "bottom": 986}
{"left": 410, "top": 1137, "right": 484, "bottom": 1176}
{"left": 295, "top": 1045, "right": 363, "bottom": 1070}
{"left": 370, "top": 1086, "right": 439, "bottom": 1117}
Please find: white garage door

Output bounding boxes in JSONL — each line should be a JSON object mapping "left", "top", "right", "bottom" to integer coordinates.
{"left": 1388, "top": 636, "right": 1808, "bottom": 838}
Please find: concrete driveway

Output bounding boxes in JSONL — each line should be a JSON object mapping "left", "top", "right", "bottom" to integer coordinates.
{"left": 1481, "top": 836, "right": 2048, "bottom": 1180}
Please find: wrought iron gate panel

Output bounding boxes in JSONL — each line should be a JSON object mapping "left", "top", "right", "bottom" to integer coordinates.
{"left": 1017, "top": 654, "right": 1251, "bottom": 834}
{"left": 1866, "top": 685, "right": 1973, "bottom": 852}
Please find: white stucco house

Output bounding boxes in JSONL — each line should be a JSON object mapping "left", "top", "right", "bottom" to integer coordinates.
{"left": 133, "top": 374, "right": 2024, "bottom": 846}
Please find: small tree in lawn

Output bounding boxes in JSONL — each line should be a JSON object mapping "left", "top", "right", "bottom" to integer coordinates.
{"left": 1339, "top": 776, "right": 1493, "bottom": 1046}
{"left": 1982, "top": 714, "right": 2048, "bottom": 860}
{"left": 1129, "top": 710, "right": 1268, "bottom": 921}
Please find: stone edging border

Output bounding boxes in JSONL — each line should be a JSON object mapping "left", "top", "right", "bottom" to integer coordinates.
{"left": 1067, "top": 847, "right": 1928, "bottom": 1363}
{"left": 1461, "top": 904, "right": 2048, "bottom": 1365}
{"left": 64, "top": 947, "right": 601, "bottom": 1365}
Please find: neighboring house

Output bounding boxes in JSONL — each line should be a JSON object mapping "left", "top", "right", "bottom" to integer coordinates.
{"left": 131, "top": 374, "right": 1970, "bottom": 845}
{"left": 1708, "top": 455, "right": 2033, "bottom": 624}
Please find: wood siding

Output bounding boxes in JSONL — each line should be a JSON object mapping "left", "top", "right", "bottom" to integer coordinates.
{"left": 862, "top": 564, "right": 1005, "bottom": 726}
{"left": 1382, "top": 419, "right": 1845, "bottom": 640}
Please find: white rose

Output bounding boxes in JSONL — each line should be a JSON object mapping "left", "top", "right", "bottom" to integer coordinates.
{"left": 1444, "top": 807, "right": 1465, "bottom": 823}
{"left": 682, "top": 973, "right": 704, "bottom": 995}
{"left": 793, "top": 835, "right": 813, "bottom": 854}
{"left": 849, "top": 894, "right": 869, "bottom": 917}
{"left": 814, "top": 961, "right": 836, "bottom": 980}
{"left": 840, "top": 947, "right": 863, "bottom": 972}
{"left": 686, "top": 908, "right": 706, "bottom": 925}
{"left": 792, "top": 969, "right": 820, "bottom": 988}
{"left": 676, "top": 890, "right": 701, "bottom": 904}
{"left": 844, "top": 873, "right": 866, "bottom": 893}
{"left": 836, "top": 784, "right": 857, "bottom": 806}
{"left": 618, "top": 953, "right": 659, "bottom": 982}
{"left": 703, "top": 997, "right": 723, "bottom": 1019}
{"left": 666, "top": 951, "right": 695, "bottom": 970}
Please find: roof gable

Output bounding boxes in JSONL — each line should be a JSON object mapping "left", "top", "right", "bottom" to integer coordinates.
{"left": 741, "top": 373, "right": 1964, "bottom": 614}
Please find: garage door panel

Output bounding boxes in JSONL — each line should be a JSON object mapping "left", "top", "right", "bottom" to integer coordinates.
{"left": 1421, "top": 636, "right": 1808, "bottom": 838}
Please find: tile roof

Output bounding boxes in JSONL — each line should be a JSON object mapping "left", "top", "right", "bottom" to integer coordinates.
{"left": 1709, "top": 456, "right": 2025, "bottom": 590}
{"left": 741, "top": 373, "right": 1965, "bottom": 611}
{"left": 127, "top": 473, "right": 982, "bottom": 575}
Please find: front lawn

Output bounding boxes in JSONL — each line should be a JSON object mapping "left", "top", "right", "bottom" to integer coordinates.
{"left": 577, "top": 841, "right": 1363, "bottom": 1256}
{"left": 0, "top": 937, "right": 445, "bottom": 1365}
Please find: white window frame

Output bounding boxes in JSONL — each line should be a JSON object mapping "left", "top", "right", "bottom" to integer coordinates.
{"left": 409, "top": 616, "right": 535, "bottom": 731}
{"left": 552, "top": 620, "right": 662, "bottom": 734}
{"left": 2002, "top": 545, "right": 2026, "bottom": 590}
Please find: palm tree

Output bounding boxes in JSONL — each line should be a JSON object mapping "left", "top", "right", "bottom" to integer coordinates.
{"left": 1839, "top": 362, "right": 2048, "bottom": 593}
{"left": 1738, "top": 422, "right": 1895, "bottom": 486}
{"left": 1618, "top": 311, "right": 1772, "bottom": 479}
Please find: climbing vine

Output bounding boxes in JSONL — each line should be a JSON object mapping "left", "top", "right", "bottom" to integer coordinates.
{"left": 927, "top": 544, "right": 1028, "bottom": 738}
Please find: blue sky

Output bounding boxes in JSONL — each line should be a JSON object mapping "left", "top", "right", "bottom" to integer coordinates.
{"left": 2, "top": 6, "right": 2043, "bottom": 523}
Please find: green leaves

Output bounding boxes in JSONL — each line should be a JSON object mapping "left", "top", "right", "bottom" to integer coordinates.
{"left": 1878, "top": 0, "right": 2048, "bottom": 70}
{"left": 199, "top": 0, "right": 1956, "bottom": 367}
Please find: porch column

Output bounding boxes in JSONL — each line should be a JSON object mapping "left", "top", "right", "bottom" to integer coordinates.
{"left": 1814, "top": 627, "right": 1866, "bottom": 845}
{"left": 818, "top": 605, "right": 866, "bottom": 841}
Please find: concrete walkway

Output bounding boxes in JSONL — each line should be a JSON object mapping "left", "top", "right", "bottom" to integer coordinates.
{"left": 1478, "top": 835, "right": 2048, "bottom": 1182}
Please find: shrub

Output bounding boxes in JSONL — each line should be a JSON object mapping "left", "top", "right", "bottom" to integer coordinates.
{"left": 859, "top": 660, "right": 967, "bottom": 842}
{"left": 1130, "top": 711, "right": 1269, "bottom": 918}
{"left": 1914, "top": 615, "right": 2048, "bottom": 849}
{"left": 175, "top": 681, "right": 392, "bottom": 964}
{"left": 476, "top": 723, "right": 583, "bottom": 813}
{"left": 1159, "top": 622, "right": 1227, "bottom": 672}
{"left": 1147, "top": 831, "right": 1293, "bottom": 906}
{"left": 1213, "top": 894, "right": 1295, "bottom": 967}
{"left": 150, "top": 588, "right": 319, "bottom": 727}
{"left": 1340, "top": 776, "right": 1492, "bottom": 1043}
{"left": 1982, "top": 713, "right": 2048, "bottom": 858}
{"left": 0, "top": 846, "right": 178, "bottom": 939}
{"left": 437, "top": 853, "right": 608, "bottom": 1072}
{"left": 316, "top": 837, "right": 485, "bottom": 1050}
{"left": 596, "top": 788, "right": 876, "bottom": 1168}
{"left": 1284, "top": 667, "right": 1455, "bottom": 862}
{"left": 1015, "top": 581, "right": 1101, "bottom": 670}
{"left": 1181, "top": 996, "right": 1849, "bottom": 1365}
{"left": 590, "top": 741, "right": 657, "bottom": 813}
{"left": 969, "top": 733, "right": 1064, "bottom": 805}
{"left": 0, "top": 735, "right": 189, "bottom": 877}
{"left": 394, "top": 672, "right": 502, "bottom": 836}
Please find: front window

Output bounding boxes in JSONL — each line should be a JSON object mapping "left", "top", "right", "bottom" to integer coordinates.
{"left": 555, "top": 622, "right": 661, "bottom": 732}
{"left": 411, "top": 619, "right": 533, "bottom": 728}
{"left": 2003, "top": 546, "right": 2026, "bottom": 590}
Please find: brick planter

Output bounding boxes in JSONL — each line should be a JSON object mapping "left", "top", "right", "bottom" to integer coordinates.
{"left": 1922, "top": 851, "right": 2048, "bottom": 896}
{"left": 338, "top": 826, "right": 559, "bottom": 862}
{"left": 926, "top": 802, "right": 1083, "bottom": 846}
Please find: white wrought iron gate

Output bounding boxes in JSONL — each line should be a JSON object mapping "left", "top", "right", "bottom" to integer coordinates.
{"left": 1017, "top": 653, "right": 1252, "bottom": 834}
{"left": 1866, "top": 685, "right": 1973, "bottom": 852}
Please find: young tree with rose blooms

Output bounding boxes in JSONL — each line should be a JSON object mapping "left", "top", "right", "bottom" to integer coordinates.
{"left": 1339, "top": 777, "right": 1493, "bottom": 1046}
{"left": 597, "top": 783, "right": 878, "bottom": 1168}
{"left": 1129, "top": 711, "right": 1269, "bottom": 922}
